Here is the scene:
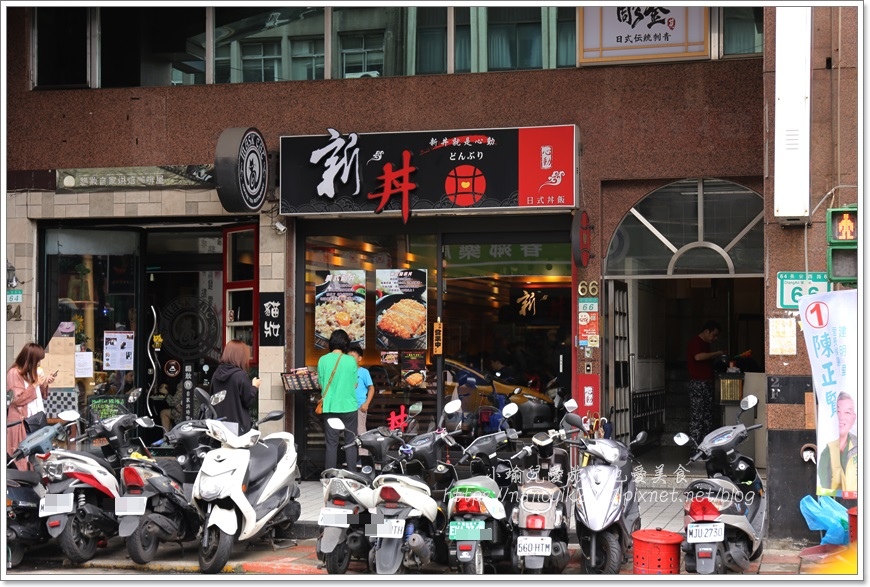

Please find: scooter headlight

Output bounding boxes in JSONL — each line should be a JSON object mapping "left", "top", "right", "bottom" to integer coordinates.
{"left": 197, "top": 471, "right": 234, "bottom": 500}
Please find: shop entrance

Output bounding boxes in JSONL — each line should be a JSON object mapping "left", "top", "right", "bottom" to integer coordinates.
{"left": 603, "top": 178, "right": 765, "bottom": 449}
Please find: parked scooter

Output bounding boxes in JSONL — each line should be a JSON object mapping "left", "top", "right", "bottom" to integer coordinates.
{"left": 674, "top": 394, "right": 767, "bottom": 574}
{"left": 507, "top": 401, "right": 580, "bottom": 574}
{"left": 366, "top": 399, "right": 463, "bottom": 574}
{"left": 316, "top": 404, "right": 416, "bottom": 574}
{"left": 445, "top": 402, "right": 519, "bottom": 574}
{"left": 6, "top": 410, "right": 79, "bottom": 568}
{"left": 572, "top": 416, "right": 648, "bottom": 573}
{"left": 117, "top": 388, "right": 216, "bottom": 564}
{"left": 38, "top": 388, "right": 154, "bottom": 563}
{"left": 191, "top": 404, "right": 301, "bottom": 574}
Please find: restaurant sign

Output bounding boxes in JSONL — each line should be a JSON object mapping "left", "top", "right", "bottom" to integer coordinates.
{"left": 280, "top": 125, "right": 578, "bottom": 223}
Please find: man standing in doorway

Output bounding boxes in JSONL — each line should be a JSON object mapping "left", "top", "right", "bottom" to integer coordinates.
{"left": 686, "top": 320, "right": 727, "bottom": 444}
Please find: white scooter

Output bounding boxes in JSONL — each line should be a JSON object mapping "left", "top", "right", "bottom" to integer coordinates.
{"left": 191, "top": 404, "right": 301, "bottom": 574}
{"left": 367, "top": 399, "right": 463, "bottom": 574}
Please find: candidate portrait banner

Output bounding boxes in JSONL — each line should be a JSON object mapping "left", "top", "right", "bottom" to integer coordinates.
{"left": 798, "top": 289, "right": 858, "bottom": 499}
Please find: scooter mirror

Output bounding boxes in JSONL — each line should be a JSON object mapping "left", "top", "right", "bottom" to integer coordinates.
{"left": 57, "top": 410, "right": 80, "bottom": 423}
{"left": 409, "top": 402, "right": 423, "bottom": 417}
{"left": 257, "top": 410, "right": 285, "bottom": 425}
{"left": 127, "top": 388, "right": 142, "bottom": 403}
{"left": 563, "top": 398, "right": 578, "bottom": 413}
{"left": 634, "top": 430, "right": 648, "bottom": 445}
{"left": 327, "top": 417, "right": 345, "bottom": 431}
{"left": 137, "top": 416, "right": 155, "bottom": 429}
{"left": 444, "top": 399, "right": 462, "bottom": 415}
{"left": 502, "top": 403, "right": 519, "bottom": 419}
{"left": 195, "top": 387, "right": 218, "bottom": 419}
{"left": 801, "top": 443, "right": 817, "bottom": 464}
{"left": 673, "top": 432, "right": 691, "bottom": 446}
{"left": 740, "top": 395, "right": 758, "bottom": 411}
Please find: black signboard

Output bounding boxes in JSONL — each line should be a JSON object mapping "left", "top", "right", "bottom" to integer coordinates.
{"left": 280, "top": 125, "right": 577, "bottom": 222}
{"left": 259, "top": 292, "right": 285, "bottom": 347}
{"left": 87, "top": 395, "right": 127, "bottom": 423}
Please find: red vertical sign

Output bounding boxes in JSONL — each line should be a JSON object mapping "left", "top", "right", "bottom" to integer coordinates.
{"left": 517, "top": 126, "right": 576, "bottom": 208}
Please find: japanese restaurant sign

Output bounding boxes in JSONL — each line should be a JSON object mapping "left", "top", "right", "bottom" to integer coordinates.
{"left": 280, "top": 125, "right": 578, "bottom": 222}
{"left": 580, "top": 6, "right": 709, "bottom": 63}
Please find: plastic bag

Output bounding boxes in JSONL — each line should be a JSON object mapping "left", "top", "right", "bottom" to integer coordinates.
{"left": 800, "top": 495, "right": 850, "bottom": 545}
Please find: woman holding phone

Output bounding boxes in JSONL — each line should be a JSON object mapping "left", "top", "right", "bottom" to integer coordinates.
{"left": 6, "top": 342, "right": 56, "bottom": 470}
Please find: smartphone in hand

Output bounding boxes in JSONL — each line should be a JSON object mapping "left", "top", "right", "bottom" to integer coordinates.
{"left": 52, "top": 369, "right": 59, "bottom": 377}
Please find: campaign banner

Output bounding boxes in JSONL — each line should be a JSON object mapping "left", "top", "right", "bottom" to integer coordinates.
{"left": 798, "top": 289, "right": 858, "bottom": 499}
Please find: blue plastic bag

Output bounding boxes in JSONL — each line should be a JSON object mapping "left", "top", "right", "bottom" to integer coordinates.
{"left": 800, "top": 495, "right": 849, "bottom": 545}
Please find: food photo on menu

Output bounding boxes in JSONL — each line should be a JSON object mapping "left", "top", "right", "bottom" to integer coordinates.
{"left": 313, "top": 269, "right": 366, "bottom": 349}
{"left": 375, "top": 269, "right": 428, "bottom": 350}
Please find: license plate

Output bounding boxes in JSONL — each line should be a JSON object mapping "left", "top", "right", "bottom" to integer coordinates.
{"left": 448, "top": 519, "right": 486, "bottom": 540}
{"left": 368, "top": 518, "right": 405, "bottom": 538}
{"left": 517, "top": 536, "right": 551, "bottom": 556}
{"left": 319, "top": 507, "right": 353, "bottom": 528}
{"left": 116, "top": 496, "right": 148, "bottom": 516}
{"left": 687, "top": 522, "right": 725, "bottom": 543}
{"left": 38, "top": 493, "right": 74, "bottom": 517}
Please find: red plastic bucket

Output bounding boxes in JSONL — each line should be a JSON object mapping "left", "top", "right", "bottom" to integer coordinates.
{"left": 848, "top": 507, "right": 858, "bottom": 543}
{"left": 632, "top": 528, "right": 683, "bottom": 574}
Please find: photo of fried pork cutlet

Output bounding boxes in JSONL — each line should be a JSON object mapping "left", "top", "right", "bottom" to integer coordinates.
{"left": 377, "top": 298, "right": 426, "bottom": 339}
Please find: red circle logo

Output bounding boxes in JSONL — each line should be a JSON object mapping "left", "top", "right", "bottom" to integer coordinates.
{"left": 445, "top": 165, "right": 486, "bottom": 207}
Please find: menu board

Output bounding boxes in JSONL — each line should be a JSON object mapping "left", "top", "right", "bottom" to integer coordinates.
{"left": 401, "top": 351, "right": 427, "bottom": 389}
{"left": 375, "top": 269, "right": 428, "bottom": 350}
{"left": 282, "top": 367, "right": 321, "bottom": 392}
{"left": 314, "top": 270, "right": 366, "bottom": 349}
{"left": 87, "top": 395, "right": 128, "bottom": 423}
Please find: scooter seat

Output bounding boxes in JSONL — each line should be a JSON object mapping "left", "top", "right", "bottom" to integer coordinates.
{"left": 7, "top": 469, "right": 42, "bottom": 485}
{"left": 247, "top": 440, "right": 282, "bottom": 484}
{"left": 322, "top": 468, "right": 372, "bottom": 485}
{"left": 456, "top": 475, "right": 501, "bottom": 495}
{"left": 154, "top": 457, "right": 185, "bottom": 484}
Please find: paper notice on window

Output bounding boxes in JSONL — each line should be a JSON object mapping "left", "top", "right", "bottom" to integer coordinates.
{"left": 769, "top": 318, "right": 797, "bottom": 355}
{"left": 75, "top": 352, "right": 94, "bottom": 378}
{"left": 103, "top": 331, "right": 135, "bottom": 370}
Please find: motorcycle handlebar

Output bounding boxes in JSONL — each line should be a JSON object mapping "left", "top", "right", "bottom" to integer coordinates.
{"left": 690, "top": 450, "right": 704, "bottom": 462}
{"left": 746, "top": 424, "right": 763, "bottom": 432}
{"left": 511, "top": 445, "right": 533, "bottom": 460}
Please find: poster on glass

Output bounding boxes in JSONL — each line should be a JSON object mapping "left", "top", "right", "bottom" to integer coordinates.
{"left": 314, "top": 270, "right": 366, "bottom": 349}
{"left": 375, "top": 269, "right": 427, "bottom": 350}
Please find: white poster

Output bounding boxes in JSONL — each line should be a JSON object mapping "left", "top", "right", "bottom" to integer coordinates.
{"left": 75, "top": 352, "right": 95, "bottom": 379}
{"left": 103, "top": 331, "right": 135, "bottom": 371}
{"left": 798, "top": 290, "right": 858, "bottom": 499}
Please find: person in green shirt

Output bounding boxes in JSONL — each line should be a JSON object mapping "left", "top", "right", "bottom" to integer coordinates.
{"left": 818, "top": 392, "right": 858, "bottom": 496}
{"left": 318, "top": 329, "right": 360, "bottom": 471}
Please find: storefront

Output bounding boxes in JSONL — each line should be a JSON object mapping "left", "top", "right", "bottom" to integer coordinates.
{"left": 279, "top": 125, "right": 581, "bottom": 475}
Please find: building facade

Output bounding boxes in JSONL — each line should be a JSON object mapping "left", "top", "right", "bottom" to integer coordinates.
{"left": 4, "top": 6, "right": 860, "bottom": 540}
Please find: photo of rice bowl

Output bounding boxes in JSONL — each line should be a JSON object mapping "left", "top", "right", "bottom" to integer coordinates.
{"left": 315, "top": 294, "right": 366, "bottom": 343}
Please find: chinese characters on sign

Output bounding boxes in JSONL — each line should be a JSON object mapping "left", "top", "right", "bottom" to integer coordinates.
{"left": 259, "top": 292, "right": 285, "bottom": 347}
{"left": 281, "top": 125, "right": 577, "bottom": 223}
{"left": 580, "top": 6, "right": 708, "bottom": 63}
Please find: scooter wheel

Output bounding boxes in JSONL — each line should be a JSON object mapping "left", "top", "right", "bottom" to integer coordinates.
{"left": 8, "top": 542, "right": 25, "bottom": 568}
{"left": 127, "top": 519, "right": 160, "bottom": 565}
{"left": 198, "top": 526, "right": 234, "bottom": 574}
{"left": 58, "top": 515, "right": 98, "bottom": 564}
{"left": 325, "top": 542, "right": 351, "bottom": 574}
{"left": 459, "top": 545, "right": 484, "bottom": 575}
{"left": 581, "top": 530, "right": 621, "bottom": 574}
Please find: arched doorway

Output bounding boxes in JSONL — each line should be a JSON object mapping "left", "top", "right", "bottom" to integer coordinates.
{"left": 602, "top": 178, "right": 764, "bottom": 448}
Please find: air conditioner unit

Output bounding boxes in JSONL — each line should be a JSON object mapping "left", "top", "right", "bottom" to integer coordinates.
{"left": 345, "top": 71, "right": 381, "bottom": 79}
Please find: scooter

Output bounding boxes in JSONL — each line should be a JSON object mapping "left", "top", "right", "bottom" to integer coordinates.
{"left": 38, "top": 389, "right": 154, "bottom": 564}
{"left": 191, "top": 404, "right": 301, "bottom": 574}
{"left": 572, "top": 417, "right": 648, "bottom": 574}
{"left": 446, "top": 402, "right": 519, "bottom": 574}
{"left": 6, "top": 410, "right": 80, "bottom": 568}
{"left": 117, "top": 388, "right": 215, "bottom": 564}
{"left": 674, "top": 394, "right": 767, "bottom": 574}
{"left": 316, "top": 404, "right": 415, "bottom": 574}
{"left": 366, "top": 399, "right": 463, "bottom": 574}
{"left": 507, "top": 401, "right": 581, "bottom": 574}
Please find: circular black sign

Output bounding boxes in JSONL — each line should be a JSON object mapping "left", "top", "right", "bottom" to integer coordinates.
{"left": 215, "top": 127, "right": 269, "bottom": 213}
{"left": 164, "top": 360, "right": 181, "bottom": 378}
{"left": 158, "top": 296, "right": 221, "bottom": 362}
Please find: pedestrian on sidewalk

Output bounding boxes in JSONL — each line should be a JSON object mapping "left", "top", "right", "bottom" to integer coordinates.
{"left": 348, "top": 344, "right": 374, "bottom": 455}
{"left": 209, "top": 339, "right": 260, "bottom": 435}
{"left": 6, "top": 342, "right": 56, "bottom": 471}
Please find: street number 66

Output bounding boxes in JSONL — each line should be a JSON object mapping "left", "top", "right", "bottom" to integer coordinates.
{"left": 577, "top": 281, "right": 599, "bottom": 296}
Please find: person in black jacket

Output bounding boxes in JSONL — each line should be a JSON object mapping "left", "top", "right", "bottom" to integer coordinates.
{"left": 209, "top": 339, "right": 260, "bottom": 434}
